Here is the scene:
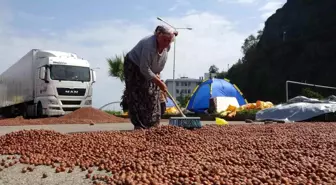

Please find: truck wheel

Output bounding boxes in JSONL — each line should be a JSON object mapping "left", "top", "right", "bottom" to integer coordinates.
{"left": 37, "top": 102, "right": 43, "bottom": 118}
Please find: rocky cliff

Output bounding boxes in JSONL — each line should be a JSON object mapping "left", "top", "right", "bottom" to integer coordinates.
{"left": 227, "top": 0, "right": 336, "bottom": 103}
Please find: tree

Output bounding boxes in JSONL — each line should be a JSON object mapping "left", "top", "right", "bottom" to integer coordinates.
{"left": 256, "top": 30, "right": 263, "bottom": 40}
{"left": 107, "top": 53, "right": 128, "bottom": 112}
{"left": 301, "top": 88, "right": 324, "bottom": 100}
{"left": 225, "top": 1, "right": 336, "bottom": 104}
{"left": 206, "top": 30, "right": 261, "bottom": 81}
{"left": 225, "top": 30, "right": 266, "bottom": 102}
{"left": 208, "top": 65, "right": 220, "bottom": 79}
{"left": 208, "top": 65, "right": 219, "bottom": 73}
{"left": 107, "top": 53, "right": 126, "bottom": 82}
{"left": 241, "top": 35, "right": 257, "bottom": 55}
{"left": 241, "top": 30, "right": 263, "bottom": 55}
{"left": 216, "top": 71, "right": 227, "bottom": 79}
{"left": 176, "top": 93, "right": 191, "bottom": 108}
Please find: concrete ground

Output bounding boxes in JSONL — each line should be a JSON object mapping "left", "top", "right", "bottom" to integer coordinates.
{"left": 0, "top": 120, "right": 261, "bottom": 136}
{"left": 0, "top": 120, "right": 262, "bottom": 185}
{"left": 0, "top": 155, "right": 111, "bottom": 185}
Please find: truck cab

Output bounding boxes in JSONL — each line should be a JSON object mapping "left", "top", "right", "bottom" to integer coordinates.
{"left": 27, "top": 50, "right": 97, "bottom": 117}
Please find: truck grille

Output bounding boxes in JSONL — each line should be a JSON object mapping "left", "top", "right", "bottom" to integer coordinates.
{"left": 57, "top": 88, "right": 86, "bottom": 96}
{"left": 61, "top": 100, "right": 82, "bottom": 105}
{"left": 63, "top": 107, "right": 80, "bottom": 112}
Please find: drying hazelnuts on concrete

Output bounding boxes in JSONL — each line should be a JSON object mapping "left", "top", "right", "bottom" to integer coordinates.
{"left": 0, "top": 123, "right": 335, "bottom": 184}
{"left": 0, "top": 107, "right": 128, "bottom": 126}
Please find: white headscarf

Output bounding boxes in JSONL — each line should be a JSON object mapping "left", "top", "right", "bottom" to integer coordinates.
{"left": 154, "top": 25, "right": 176, "bottom": 39}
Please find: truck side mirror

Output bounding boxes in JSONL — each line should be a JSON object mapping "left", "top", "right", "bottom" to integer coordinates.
{"left": 39, "top": 67, "right": 46, "bottom": 80}
{"left": 92, "top": 70, "right": 96, "bottom": 83}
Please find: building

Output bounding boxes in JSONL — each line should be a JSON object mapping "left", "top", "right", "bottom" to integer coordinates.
{"left": 165, "top": 77, "right": 203, "bottom": 98}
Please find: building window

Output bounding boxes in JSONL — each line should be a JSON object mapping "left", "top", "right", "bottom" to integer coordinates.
{"left": 176, "top": 89, "right": 179, "bottom": 94}
{"left": 176, "top": 82, "right": 179, "bottom": 86}
{"left": 188, "top": 89, "right": 191, "bottom": 94}
{"left": 188, "top": 82, "right": 191, "bottom": 86}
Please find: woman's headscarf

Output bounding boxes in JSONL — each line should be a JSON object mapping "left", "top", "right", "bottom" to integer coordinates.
{"left": 154, "top": 25, "right": 178, "bottom": 37}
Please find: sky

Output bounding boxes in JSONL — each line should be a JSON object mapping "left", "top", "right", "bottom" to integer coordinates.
{"left": 0, "top": 0, "right": 285, "bottom": 110}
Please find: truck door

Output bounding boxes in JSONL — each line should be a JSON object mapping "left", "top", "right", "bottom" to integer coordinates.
{"left": 35, "top": 66, "right": 48, "bottom": 97}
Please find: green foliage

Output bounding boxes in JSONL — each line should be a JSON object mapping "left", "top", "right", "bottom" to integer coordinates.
{"left": 208, "top": 65, "right": 219, "bottom": 73}
{"left": 107, "top": 53, "right": 126, "bottom": 82}
{"left": 222, "top": 0, "right": 336, "bottom": 104}
{"left": 207, "top": 31, "right": 262, "bottom": 82}
{"left": 241, "top": 35, "right": 258, "bottom": 55}
{"left": 105, "top": 110, "right": 123, "bottom": 115}
{"left": 225, "top": 4, "right": 336, "bottom": 104}
{"left": 216, "top": 109, "right": 258, "bottom": 120}
{"left": 216, "top": 71, "right": 227, "bottom": 79}
{"left": 241, "top": 31, "right": 262, "bottom": 56}
{"left": 224, "top": 29, "right": 284, "bottom": 103}
{"left": 236, "top": 109, "right": 259, "bottom": 116}
{"left": 106, "top": 53, "right": 128, "bottom": 112}
{"left": 208, "top": 64, "right": 228, "bottom": 79}
{"left": 120, "top": 87, "right": 128, "bottom": 112}
{"left": 234, "top": 109, "right": 258, "bottom": 120}
{"left": 256, "top": 30, "right": 263, "bottom": 40}
{"left": 176, "top": 94, "right": 191, "bottom": 108}
{"left": 301, "top": 88, "right": 324, "bottom": 99}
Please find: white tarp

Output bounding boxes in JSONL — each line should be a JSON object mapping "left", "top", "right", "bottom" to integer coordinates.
{"left": 215, "top": 97, "right": 240, "bottom": 113}
{"left": 256, "top": 96, "right": 336, "bottom": 122}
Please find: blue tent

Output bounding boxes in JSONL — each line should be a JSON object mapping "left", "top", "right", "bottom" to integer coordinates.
{"left": 166, "top": 97, "right": 175, "bottom": 107}
{"left": 186, "top": 78, "right": 247, "bottom": 113}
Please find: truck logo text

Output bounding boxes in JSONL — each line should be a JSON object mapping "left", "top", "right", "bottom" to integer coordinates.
{"left": 65, "top": 90, "right": 79, "bottom": 94}
{"left": 52, "top": 61, "right": 67, "bottom": 65}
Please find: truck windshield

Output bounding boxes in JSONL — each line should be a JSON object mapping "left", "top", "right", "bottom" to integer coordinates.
{"left": 50, "top": 65, "right": 90, "bottom": 82}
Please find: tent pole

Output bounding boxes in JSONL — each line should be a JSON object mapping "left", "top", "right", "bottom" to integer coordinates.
{"left": 286, "top": 81, "right": 288, "bottom": 102}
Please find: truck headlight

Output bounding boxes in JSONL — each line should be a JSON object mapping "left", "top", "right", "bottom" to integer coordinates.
{"left": 49, "top": 99, "right": 59, "bottom": 105}
{"left": 85, "top": 100, "right": 92, "bottom": 105}
{"left": 87, "top": 87, "right": 93, "bottom": 97}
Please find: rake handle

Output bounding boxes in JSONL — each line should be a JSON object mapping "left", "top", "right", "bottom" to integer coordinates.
{"left": 165, "top": 90, "right": 186, "bottom": 117}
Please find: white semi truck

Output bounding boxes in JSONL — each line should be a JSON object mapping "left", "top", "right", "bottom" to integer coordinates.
{"left": 0, "top": 49, "right": 96, "bottom": 118}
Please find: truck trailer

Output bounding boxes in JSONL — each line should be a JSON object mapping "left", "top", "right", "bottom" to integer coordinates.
{"left": 0, "top": 49, "right": 96, "bottom": 118}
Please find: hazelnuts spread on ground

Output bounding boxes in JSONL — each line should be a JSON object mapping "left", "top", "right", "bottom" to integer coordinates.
{"left": 0, "top": 123, "right": 335, "bottom": 184}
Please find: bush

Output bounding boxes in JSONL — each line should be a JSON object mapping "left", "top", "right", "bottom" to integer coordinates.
{"left": 236, "top": 109, "right": 259, "bottom": 116}
{"left": 301, "top": 88, "right": 324, "bottom": 99}
{"left": 105, "top": 110, "right": 123, "bottom": 116}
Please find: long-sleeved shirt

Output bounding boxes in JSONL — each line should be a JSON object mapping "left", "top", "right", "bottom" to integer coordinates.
{"left": 127, "top": 35, "right": 169, "bottom": 80}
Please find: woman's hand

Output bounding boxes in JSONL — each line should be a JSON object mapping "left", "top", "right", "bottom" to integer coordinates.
{"left": 156, "top": 73, "right": 167, "bottom": 92}
{"left": 158, "top": 80, "right": 168, "bottom": 92}
{"left": 152, "top": 75, "right": 167, "bottom": 92}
